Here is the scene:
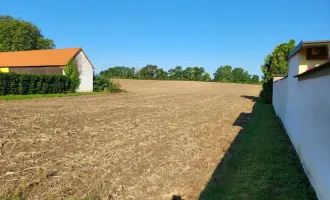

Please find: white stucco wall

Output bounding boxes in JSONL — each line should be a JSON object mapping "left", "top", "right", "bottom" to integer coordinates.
{"left": 295, "top": 75, "right": 330, "bottom": 200}
{"left": 273, "top": 52, "right": 330, "bottom": 200}
{"left": 272, "top": 77, "right": 287, "bottom": 120}
{"left": 74, "top": 50, "right": 94, "bottom": 92}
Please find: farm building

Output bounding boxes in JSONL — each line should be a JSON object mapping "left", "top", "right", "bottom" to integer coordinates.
{"left": 0, "top": 48, "right": 94, "bottom": 92}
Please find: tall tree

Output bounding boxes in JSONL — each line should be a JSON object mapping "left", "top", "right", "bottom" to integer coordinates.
{"left": 192, "top": 66, "right": 205, "bottom": 81}
{"left": 242, "top": 71, "right": 251, "bottom": 83}
{"left": 232, "top": 67, "right": 244, "bottom": 83}
{"left": 213, "top": 65, "right": 233, "bottom": 82}
{"left": 0, "top": 15, "right": 55, "bottom": 52}
{"left": 100, "top": 66, "right": 135, "bottom": 78}
{"left": 203, "top": 73, "right": 211, "bottom": 82}
{"left": 251, "top": 75, "right": 260, "bottom": 84}
{"left": 138, "top": 64, "right": 157, "bottom": 79}
{"left": 260, "top": 39, "right": 296, "bottom": 103}
{"left": 168, "top": 66, "right": 184, "bottom": 80}
{"left": 183, "top": 67, "right": 194, "bottom": 80}
{"left": 156, "top": 68, "right": 168, "bottom": 80}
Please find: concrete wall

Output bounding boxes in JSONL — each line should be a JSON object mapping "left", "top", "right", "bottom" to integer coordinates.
{"left": 273, "top": 52, "right": 330, "bottom": 200}
{"left": 74, "top": 50, "right": 94, "bottom": 92}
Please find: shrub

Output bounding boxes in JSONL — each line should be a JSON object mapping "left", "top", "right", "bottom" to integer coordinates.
{"left": 260, "top": 79, "right": 273, "bottom": 104}
{"left": 63, "top": 60, "right": 80, "bottom": 92}
{"left": 0, "top": 72, "right": 71, "bottom": 95}
{"left": 93, "top": 75, "right": 123, "bottom": 93}
{"left": 107, "top": 80, "right": 123, "bottom": 93}
{"left": 93, "top": 75, "right": 109, "bottom": 92}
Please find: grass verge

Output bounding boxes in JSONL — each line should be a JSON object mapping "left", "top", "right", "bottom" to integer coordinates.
{"left": 0, "top": 92, "right": 102, "bottom": 101}
{"left": 199, "top": 101, "right": 317, "bottom": 200}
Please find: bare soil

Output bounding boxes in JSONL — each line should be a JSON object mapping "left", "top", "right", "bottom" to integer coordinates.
{"left": 0, "top": 80, "right": 260, "bottom": 200}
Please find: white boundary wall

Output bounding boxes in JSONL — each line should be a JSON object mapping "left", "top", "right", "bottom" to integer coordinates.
{"left": 273, "top": 54, "right": 330, "bottom": 200}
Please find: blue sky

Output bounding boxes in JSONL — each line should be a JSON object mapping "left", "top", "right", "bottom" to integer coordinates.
{"left": 1, "top": 0, "right": 329, "bottom": 76}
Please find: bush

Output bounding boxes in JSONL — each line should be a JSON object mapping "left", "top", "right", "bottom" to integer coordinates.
{"left": 93, "top": 75, "right": 123, "bottom": 93}
{"left": 93, "top": 75, "right": 109, "bottom": 92}
{"left": 107, "top": 80, "right": 123, "bottom": 93}
{"left": 0, "top": 72, "right": 71, "bottom": 95}
{"left": 63, "top": 60, "right": 80, "bottom": 92}
{"left": 260, "top": 79, "right": 273, "bottom": 104}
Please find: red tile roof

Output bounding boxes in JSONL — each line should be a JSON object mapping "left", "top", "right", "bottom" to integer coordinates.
{"left": 0, "top": 48, "right": 83, "bottom": 67}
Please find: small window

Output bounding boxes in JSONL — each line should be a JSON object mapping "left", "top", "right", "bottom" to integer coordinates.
{"left": 306, "top": 46, "right": 328, "bottom": 60}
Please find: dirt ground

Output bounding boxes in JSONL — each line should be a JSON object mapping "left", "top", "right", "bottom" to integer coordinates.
{"left": 0, "top": 80, "right": 260, "bottom": 200}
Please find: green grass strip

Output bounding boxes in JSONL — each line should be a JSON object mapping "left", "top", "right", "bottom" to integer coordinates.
{"left": 0, "top": 92, "right": 102, "bottom": 101}
{"left": 199, "top": 101, "right": 316, "bottom": 200}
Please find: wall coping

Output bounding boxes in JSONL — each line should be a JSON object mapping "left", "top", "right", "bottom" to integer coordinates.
{"left": 273, "top": 75, "right": 288, "bottom": 83}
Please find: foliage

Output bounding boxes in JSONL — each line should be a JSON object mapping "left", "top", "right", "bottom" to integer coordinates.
{"left": 155, "top": 68, "right": 168, "bottom": 80}
{"left": 168, "top": 66, "right": 184, "bottom": 80}
{"left": 137, "top": 64, "right": 158, "bottom": 79}
{"left": 100, "top": 65, "right": 256, "bottom": 84}
{"left": 214, "top": 65, "right": 259, "bottom": 84}
{"left": 232, "top": 67, "right": 244, "bottom": 83}
{"left": 99, "top": 66, "right": 135, "bottom": 79}
{"left": 251, "top": 75, "right": 260, "bottom": 84}
{"left": 0, "top": 72, "right": 71, "bottom": 95}
{"left": 199, "top": 101, "right": 316, "bottom": 200}
{"left": 213, "top": 65, "right": 233, "bottom": 82}
{"left": 181, "top": 66, "right": 210, "bottom": 81}
{"left": 260, "top": 40, "right": 296, "bottom": 103}
{"left": 93, "top": 75, "right": 109, "bottom": 92}
{"left": 0, "top": 15, "right": 55, "bottom": 52}
{"left": 203, "top": 73, "right": 211, "bottom": 82}
{"left": 64, "top": 60, "right": 80, "bottom": 92}
{"left": 93, "top": 75, "right": 123, "bottom": 93}
{"left": 106, "top": 80, "right": 123, "bottom": 93}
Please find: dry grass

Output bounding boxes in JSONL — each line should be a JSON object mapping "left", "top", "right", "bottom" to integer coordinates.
{"left": 0, "top": 80, "right": 260, "bottom": 199}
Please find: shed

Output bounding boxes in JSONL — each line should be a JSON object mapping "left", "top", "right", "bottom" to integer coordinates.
{"left": 0, "top": 48, "right": 94, "bottom": 92}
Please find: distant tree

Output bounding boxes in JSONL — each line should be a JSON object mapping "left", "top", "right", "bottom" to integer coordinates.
{"left": 192, "top": 67, "right": 204, "bottom": 81}
{"left": 156, "top": 68, "right": 168, "bottom": 80}
{"left": 213, "top": 65, "right": 233, "bottom": 82}
{"left": 242, "top": 71, "right": 251, "bottom": 83}
{"left": 100, "top": 66, "right": 135, "bottom": 78}
{"left": 251, "top": 75, "right": 260, "bottom": 84}
{"left": 183, "top": 67, "right": 194, "bottom": 80}
{"left": 168, "top": 66, "right": 184, "bottom": 80}
{"left": 203, "top": 73, "right": 211, "bottom": 82}
{"left": 0, "top": 15, "right": 55, "bottom": 52}
{"left": 232, "top": 67, "right": 244, "bottom": 83}
{"left": 138, "top": 64, "right": 157, "bottom": 79}
{"left": 260, "top": 39, "right": 296, "bottom": 103}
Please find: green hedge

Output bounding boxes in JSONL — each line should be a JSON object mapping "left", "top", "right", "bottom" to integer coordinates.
{"left": 0, "top": 72, "right": 71, "bottom": 95}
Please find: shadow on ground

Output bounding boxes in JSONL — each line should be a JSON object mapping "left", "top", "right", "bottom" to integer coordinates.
{"left": 197, "top": 95, "right": 257, "bottom": 200}
{"left": 173, "top": 95, "right": 316, "bottom": 200}
{"left": 172, "top": 195, "right": 183, "bottom": 200}
{"left": 240, "top": 95, "right": 259, "bottom": 102}
{"left": 172, "top": 95, "right": 256, "bottom": 200}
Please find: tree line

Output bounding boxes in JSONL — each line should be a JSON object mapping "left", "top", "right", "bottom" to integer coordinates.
{"left": 99, "top": 65, "right": 260, "bottom": 84}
